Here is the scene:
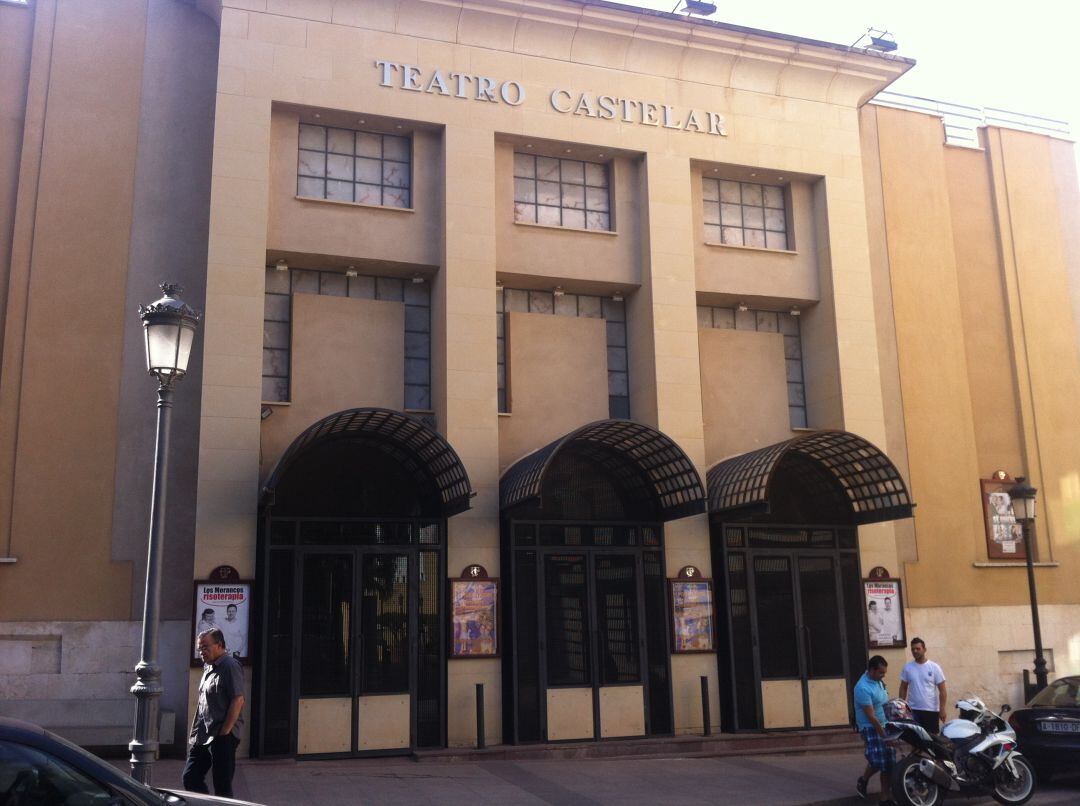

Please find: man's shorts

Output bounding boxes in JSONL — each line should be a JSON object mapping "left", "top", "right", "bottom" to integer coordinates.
{"left": 860, "top": 727, "right": 896, "bottom": 772}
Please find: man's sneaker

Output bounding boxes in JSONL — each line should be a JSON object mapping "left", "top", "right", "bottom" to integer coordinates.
{"left": 856, "top": 776, "right": 868, "bottom": 799}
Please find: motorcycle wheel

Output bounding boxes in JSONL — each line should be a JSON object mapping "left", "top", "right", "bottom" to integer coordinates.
{"left": 893, "top": 754, "right": 943, "bottom": 806}
{"left": 992, "top": 754, "right": 1036, "bottom": 805}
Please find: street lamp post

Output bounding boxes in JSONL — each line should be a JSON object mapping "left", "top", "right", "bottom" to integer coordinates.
{"left": 129, "top": 283, "right": 200, "bottom": 785}
{"left": 1009, "top": 476, "right": 1049, "bottom": 696}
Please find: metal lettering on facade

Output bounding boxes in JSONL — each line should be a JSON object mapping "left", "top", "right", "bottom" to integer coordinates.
{"left": 375, "top": 60, "right": 728, "bottom": 136}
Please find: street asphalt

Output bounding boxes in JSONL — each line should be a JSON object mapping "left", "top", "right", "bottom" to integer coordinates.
{"left": 125, "top": 748, "right": 1080, "bottom": 805}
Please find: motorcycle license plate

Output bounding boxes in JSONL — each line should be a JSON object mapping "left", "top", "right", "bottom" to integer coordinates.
{"left": 1038, "top": 721, "right": 1080, "bottom": 733}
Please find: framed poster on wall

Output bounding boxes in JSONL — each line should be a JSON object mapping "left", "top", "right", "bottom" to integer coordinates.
{"left": 863, "top": 577, "right": 906, "bottom": 649}
{"left": 191, "top": 565, "right": 252, "bottom": 666}
{"left": 450, "top": 565, "right": 498, "bottom": 658}
{"left": 669, "top": 566, "right": 714, "bottom": 653}
{"left": 980, "top": 471, "right": 1027, "bottom": 560}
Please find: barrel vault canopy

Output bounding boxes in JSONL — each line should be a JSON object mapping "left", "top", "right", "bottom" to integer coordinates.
{"left": 262, "top": 407, "right": 475, "bottom": 516}
{"left": 706, "top": 430, "right": 913, "bottom": 525}
{"left": 500, "top": 419, "right": 707, "bottom": 521}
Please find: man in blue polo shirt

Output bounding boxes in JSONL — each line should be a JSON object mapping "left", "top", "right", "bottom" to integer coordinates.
{"left": 854, "top": 655, "right": 894, "bottom": 804}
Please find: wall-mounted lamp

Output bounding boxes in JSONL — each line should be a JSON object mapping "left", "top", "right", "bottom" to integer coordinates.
{"left": 274, "top": 259, "right": 289, "bottom": 272}
{"left": 552, "top": 286, "right": 565, "bottom": 297}
{"left": 261, "top": 406, "right": 273, "bottom": 421}
{"left": 411, "top": 274, "right": 426, "bottom": 284}
{"left": 737, "top": 301, "right": 749, "bottom": 312}
{"left": 790, "top": 305, "right": 801, "bottom": 317}
{"left": 612, "top": 291, "right": 624, "bottom": 302}
{"left": 345, "top": 266, "right": 358, "bottom": 278}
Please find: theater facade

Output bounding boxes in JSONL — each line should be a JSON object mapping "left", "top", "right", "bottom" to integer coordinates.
{"left": 2, "top": 0, "right": 1079, "bottom": 757}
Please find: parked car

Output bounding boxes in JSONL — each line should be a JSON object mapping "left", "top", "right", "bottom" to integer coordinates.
{"left": 0, "top": 717, "right": 262, "bottom": 805}
{"left": 1008, "top": 676, "right": 1080, "bottom": 780}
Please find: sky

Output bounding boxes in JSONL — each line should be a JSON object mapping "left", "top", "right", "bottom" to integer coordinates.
{"left": 627, "top": 0, "right": 1079, "bottom": 139}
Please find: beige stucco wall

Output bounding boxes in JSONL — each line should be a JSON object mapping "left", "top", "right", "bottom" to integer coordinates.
{"left": 495, "top": 142, "right": 641, "bottom": 292}
{"left": 698, "top": 327, "right": 792, "bottom": 466}
{"left": 693, "top": 175, "right": 819, "bottom": 305}
{"left": 498, "top": 311, "right": 608, "bottom": 471}
{"left": 259, "top": 292, "right": 404, "bottom": 478}
{"left": 267, "top": 106, "right": 442, "bottom": 270}
{"left": 195, "top": 0, "right": 906, "bottom": 751}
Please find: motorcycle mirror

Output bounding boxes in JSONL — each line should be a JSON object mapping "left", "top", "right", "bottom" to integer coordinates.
{"left": 1000, "top": 704, "right": 1011, "bottom": 714}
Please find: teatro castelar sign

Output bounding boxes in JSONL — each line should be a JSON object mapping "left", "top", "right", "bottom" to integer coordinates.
{"left": 375, "top": 60, "right": 728, "bottom": 137}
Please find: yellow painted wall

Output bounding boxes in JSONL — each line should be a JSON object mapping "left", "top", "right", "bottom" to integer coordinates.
{"left": 870, "top": 104, "right": 1080, "bottom": 607}
{"left": 0, "top": 0, "right": 147, "bottom": 618}
{"left": 498, "top": 311, "right": 609, "bottom": 471}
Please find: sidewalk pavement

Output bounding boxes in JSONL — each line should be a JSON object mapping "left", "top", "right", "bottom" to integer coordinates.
{"left": 129, "top": 749, "right": 1079, "bottom": 805}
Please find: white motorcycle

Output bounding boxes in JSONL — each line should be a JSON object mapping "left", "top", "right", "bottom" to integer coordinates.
{"left": 885, "top": 695, "right": 1036, "bottom": 806}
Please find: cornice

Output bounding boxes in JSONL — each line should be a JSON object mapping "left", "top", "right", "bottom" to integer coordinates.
{"left": 209, "top": 0, "right": 913, "bottom": 107}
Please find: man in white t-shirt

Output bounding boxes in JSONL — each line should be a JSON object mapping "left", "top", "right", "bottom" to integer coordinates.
{"left": 899, "top": 637, "right": 947, "bottom": 734}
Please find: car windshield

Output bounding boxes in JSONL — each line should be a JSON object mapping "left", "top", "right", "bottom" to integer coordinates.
{"left": 1029, "top": 678, "right": 1080, "bottom": 708}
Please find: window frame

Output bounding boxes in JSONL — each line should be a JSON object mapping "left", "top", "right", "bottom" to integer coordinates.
{"left": 296, "top": 123, "right": 412, "bottom": 209}
{"left": 703, "top": 177, "right": 790, "bottom": 251}
{"left": 512, "top": 152, "right": 613, "bottom": 232}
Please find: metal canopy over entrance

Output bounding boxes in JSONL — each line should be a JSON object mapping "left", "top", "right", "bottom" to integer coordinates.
{"left": 706, "top": 430, "right": 913, "bottom": 525}
{"left": 500, "top": 420, "right": 704, "bottom": 745}
{"left": 255, "top": 408, "right": 471, "bottom": 758}
{"left": 500, "top": 419, "right": 707, "bottom": 522}
{"left": 262, "top": 407, "right": 474, "bottom": 516}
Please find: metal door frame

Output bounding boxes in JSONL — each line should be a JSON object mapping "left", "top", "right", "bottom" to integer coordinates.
{"left": 505, "top": 519, "right": 672, "bottom": 744}
{"left": 254, "top": 516, "right": 446, "bottom": 758}
{"left": 715, "top": 523, "right": 863, "bottom": 732}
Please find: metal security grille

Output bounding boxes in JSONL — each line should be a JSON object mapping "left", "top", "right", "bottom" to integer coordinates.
{"left": 501, "top": 420, "right": 706, "bottom": 522}
{"left": 706, "top": 430, "right": 913, "bottom": 525}
{"left": 263, "top": 408, "right": 474, "bottom": 516}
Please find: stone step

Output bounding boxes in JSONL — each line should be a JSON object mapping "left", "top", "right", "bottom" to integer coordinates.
{"left": 412, "top": 727, "right": 860, "bottom": 763}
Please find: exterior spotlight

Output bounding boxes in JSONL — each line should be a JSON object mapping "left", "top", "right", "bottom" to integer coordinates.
{"left": 274, "top": 259, "right": 288, "bottom": 272}
{"left": 412, "top": 274, "right": 426, "bottom": 284}
{"left": 612, "top": 291, "right": 624, "bottom": 302}
{"left": 680, "top": 0, "right": 718, "bottom": 15}
{"left": 553, "top": 286, "right": 565, "bottom": 297}
{"left": 737, "top": 301, "right": 749, "bottom": 312}
{"left": 854, "top": 27, "right": 898, "bottom": 53}
{"left": 345, "top": 267, "right": 358, "bottom": 278}
{"left": 790, "top": 306, "right": 801, "bottom": 317}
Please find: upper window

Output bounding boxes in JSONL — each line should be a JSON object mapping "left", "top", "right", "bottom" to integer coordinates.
{"left": 297, "top": 124, "right": 410, "bottom": 208}
{"left": 513, "top": 153, "right": 611, "bottom": 231}
{"left": 703, "top": 179, "right": 788, "bottom": 250}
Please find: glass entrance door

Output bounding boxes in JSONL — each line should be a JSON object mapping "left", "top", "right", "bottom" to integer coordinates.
{"left": 296, "top": 549, "right": 414, "bottom": 755}
{"left": 541, "top": 551, "right": 648, "bottom": 741}
{"left": 257, "top": 518, "right": 445, "bottom": 758}
{"left": 751, "top": 552, "right": 850, "bottom": 730}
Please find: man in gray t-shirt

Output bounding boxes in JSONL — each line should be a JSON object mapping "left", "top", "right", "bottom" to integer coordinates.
{"left": 182, "top": 628, "right": 245, "bottom": 798}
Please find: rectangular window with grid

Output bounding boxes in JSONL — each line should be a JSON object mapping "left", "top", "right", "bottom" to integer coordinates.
{"left": 263, "top": 267, "right": 431, "bottom": 413}
{"left": 497, "top": 287, "right": 628, "bottom": 418}
{"left": 703, "top": 179, "right": 788, "bottom": 250}
{"left": 513, "top": 153, "right": 611, "bottom": 231}
{"left": 697, "top": 305, "right": 806, "bottom": 428}
{"left": 297, "top": 124, "right": 411, "bottom": 208}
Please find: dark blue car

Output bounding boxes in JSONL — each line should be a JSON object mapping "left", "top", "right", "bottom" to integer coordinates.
{"left": 1008, "top": 676, "right": 1080, "bottom": 781}
{"left": 0, "top": 718, "right": 261, "bottom": 805}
